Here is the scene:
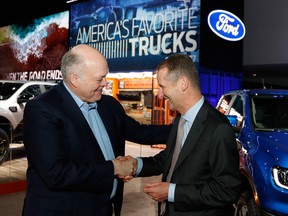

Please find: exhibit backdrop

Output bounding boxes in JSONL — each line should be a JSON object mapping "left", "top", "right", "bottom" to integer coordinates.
{"left": 70, "top": 0, "right": 200, "bottom": 72}
{"left": 0, "top": 11, "right": 69, "bottom": 81}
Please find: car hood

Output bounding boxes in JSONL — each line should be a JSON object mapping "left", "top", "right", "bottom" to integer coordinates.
{"left": 256, "top": 130, "right": 288, "bottom": 164}
{"left": 0, "top": 100, "right": 7, "bottom": 106}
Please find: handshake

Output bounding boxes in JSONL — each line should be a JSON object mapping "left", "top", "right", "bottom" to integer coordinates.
{"left": 113, "top": 155, "right": 169, "bottom": 201}
{"left": 112, "top": 155, "right": 138, "bottom": 181}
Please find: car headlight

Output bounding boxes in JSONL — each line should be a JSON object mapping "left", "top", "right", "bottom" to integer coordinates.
{"left": 273, "top": 166, "right": 288, "bottom": 189}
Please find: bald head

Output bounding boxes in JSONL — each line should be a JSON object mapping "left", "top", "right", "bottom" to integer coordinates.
{"left": 72, "top": 44, "right": 104, "bottom": 62}
{"left": 60, "top": 44, "right": 109, "bottom": 103}
{"left": 61, "top": 44, "right": 107, "bottom": 82}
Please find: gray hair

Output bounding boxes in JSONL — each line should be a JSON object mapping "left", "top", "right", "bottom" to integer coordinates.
{"left": 60, "top": 48, "right": 84, "bottom": 82}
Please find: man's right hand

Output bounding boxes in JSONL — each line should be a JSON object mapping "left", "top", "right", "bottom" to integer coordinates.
{"left": 112, "top": 155, "right": 137, "bottom": 177}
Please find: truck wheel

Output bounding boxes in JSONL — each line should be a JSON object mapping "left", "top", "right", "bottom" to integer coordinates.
{"left": 235, "top": 191, "right": 261, "bottom": 216}
{"left": 0, "top": 128, "right": 9, "bottom": 165}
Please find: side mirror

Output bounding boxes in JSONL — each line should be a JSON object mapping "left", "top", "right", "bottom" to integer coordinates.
{"left": 226, "top": 115, "right": 238, "bottom": 127}
{"left": 226, "top": 115, "right": 241, "bottom": 135}
{"left": 17, "top": 94, "right": 33, "bottom": 103}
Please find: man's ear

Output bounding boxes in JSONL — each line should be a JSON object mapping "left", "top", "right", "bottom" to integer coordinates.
{"left": 179, "top": 76, "right": 188, "bottom": 92}
{"left": 70, "top": 73, "right": 79, "bottom": 88}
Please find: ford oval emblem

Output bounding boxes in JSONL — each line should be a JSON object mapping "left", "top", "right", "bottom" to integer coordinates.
{"left": 207, "top": 9, "right": 246, "bottom": 41}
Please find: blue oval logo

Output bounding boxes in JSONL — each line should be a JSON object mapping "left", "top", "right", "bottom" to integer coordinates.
{"left": 207, "top": 9, "right": 246, "bottom": 41}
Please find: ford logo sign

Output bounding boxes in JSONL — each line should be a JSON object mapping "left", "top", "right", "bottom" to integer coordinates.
{"left": 207, "top": 9, "right": 246, "bottom": 41}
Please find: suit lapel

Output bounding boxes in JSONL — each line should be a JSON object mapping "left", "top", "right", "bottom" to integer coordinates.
{"left": 96, "top": 97, "right": 119, "bottom": 154}
{"left": 163, "top": 116, "right": 180, "bottom": 178}
{"left": 56, "top": 82, "right": 98, "bottom": 143}
{"left": 173, "top": 101, "right": 210, "bottom": 171}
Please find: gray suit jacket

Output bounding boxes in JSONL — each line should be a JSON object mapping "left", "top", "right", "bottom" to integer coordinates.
{"left": 139, "top": 100, "right": 242, "bottom": 216}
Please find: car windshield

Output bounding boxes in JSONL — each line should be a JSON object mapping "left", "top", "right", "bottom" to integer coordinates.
{"left": 250, "top": 94, "right": 288, "bottom": 130}
{"left": 0, "top": 82, "right": 24, "bottom": 100}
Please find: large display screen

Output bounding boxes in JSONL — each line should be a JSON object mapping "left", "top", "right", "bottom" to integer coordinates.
{"left": 0, "top": 11, "right": 69, "bottom": 81}
{"left": 70, "top": 0, "right": 200, "bottom": 72}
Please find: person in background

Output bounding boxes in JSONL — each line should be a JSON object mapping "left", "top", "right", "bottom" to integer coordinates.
{"left": 126, "top": 54, "right": 243, "bottom": 216}
{"left": 22, "top": 44, "right": 171, "bottom": 216}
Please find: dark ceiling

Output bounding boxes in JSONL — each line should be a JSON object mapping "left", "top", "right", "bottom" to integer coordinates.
{"left": 1, "top": 0, "right": 288, "bottom": 89}
{"left": 0, "top": 0, "right": 70, "bottom": 27}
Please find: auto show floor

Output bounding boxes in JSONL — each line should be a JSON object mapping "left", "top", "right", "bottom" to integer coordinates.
{"left": 0, "top": 142, "right": 163, "bottom": 216}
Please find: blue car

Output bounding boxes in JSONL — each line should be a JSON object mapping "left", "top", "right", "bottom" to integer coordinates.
{"left": 216, "top": 89, "right": 288, "bottom": 216}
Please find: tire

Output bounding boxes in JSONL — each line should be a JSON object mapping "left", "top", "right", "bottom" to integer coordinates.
{"left": 234, "top": 191, "right": 261, "bottom": 216}
{"left": 0, "top": 128, "right": 10, "bottom": 165}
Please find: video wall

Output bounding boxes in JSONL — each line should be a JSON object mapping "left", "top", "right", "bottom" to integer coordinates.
{"left": 70, "top": 0, "right": 200, "bottom": 72}
{"left": 0, "top": 11, "right": 69, "bottom": 81}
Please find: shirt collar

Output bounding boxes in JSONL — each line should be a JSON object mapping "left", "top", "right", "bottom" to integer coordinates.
{"left": 63, "top": 81, "right": 97, "bottom": 109}
{"left": 183, "top": 96, "right": 204, "bottom": 123}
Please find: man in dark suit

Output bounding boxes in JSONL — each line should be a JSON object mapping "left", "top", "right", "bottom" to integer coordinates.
{"left": 22, "top": 44, "right": 171, "bottom": 216}
{"left": 128, "top": 54, "right": 243, "bottom": 216}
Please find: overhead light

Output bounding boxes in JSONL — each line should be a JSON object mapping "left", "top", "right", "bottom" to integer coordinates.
{"left": 66, "top": 0, "right": 89, "bottom": 4}
{"left": 66, "top": 0, "right": 79, "bottom": 3}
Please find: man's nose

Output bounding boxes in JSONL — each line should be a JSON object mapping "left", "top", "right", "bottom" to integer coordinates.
{"left": 157, "top": 89, "right": 164, "bottom": 99}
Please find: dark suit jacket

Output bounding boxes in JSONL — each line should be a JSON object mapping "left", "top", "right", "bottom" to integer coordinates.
{"left": 139, "top": 100, "right": 243, "bottom": 216}
{"left": 22, "top": 81, "right": 171, "bottom": 216}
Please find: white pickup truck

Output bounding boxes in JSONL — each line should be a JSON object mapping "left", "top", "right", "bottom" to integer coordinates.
{"left": 0, "top": 80, "right": 56, "bottom": 165}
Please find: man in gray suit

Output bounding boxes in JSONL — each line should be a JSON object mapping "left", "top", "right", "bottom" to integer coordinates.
{"left": 125, "top": 54, "right": 243, "bottom": 216}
